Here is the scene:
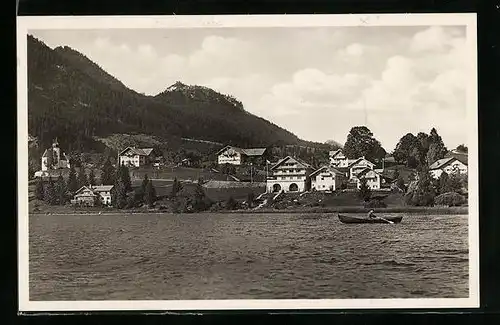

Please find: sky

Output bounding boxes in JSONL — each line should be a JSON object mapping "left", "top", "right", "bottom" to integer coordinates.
{"left": 31, "top": 25, "right": 470, "bottom": 151}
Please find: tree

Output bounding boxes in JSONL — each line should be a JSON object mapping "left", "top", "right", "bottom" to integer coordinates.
{"left": 43, "top": 177, "right": 57, "bottom": 205}
{"left": 144, "top": 180, "right": 157, "bottom": 208}
{"left": 55, "top": 174, "right": 68, "bottom": 205}
{"left": 396, "top": 177, "right": 406, "bottom": 192}
{"left": 456, "top": 144, "right": 468, "bottom": 153}
{"left": 404, "top": 168, "right": 436, "bottom": 206}
{"left": 407, "top": 147, "right": 421, "bottom": 169}
{"left": 67, "top": 164, "right": 78, "bottom": 193}
{"left": 357, "top": 177, "right": 372, "bottom": 202}
{"left": 100, "top": 157, "right": 114, "bottom": 185}
{"left": 192, "top": 179, "right": 209, "bottom": 212}
{"left": 247, "top": 192, "right": 255, "bottom": 208}
{"left": 112, "top": 180, "right": 127, "bottom": 209}
{"left": 393, "top": 133, "right": 420, "bottom": 165}
{"left": 427, "top": 128, "right": 447, "bottom": 164}
{"left": 226, "top": 196, "right": 237, "bottom": 210}
{"left": 171, "top": 177, "right": 182, "bottom": 198}
{"left": 77, "top": 167, "right": 88, "bottom": 189}
{"left": 141, "top": 174, "right": 149, "bottom": 194}
{"left": 88, "top": 169, "right": 96, "bottom": 186}
{"left": 343, "top": 126, "right": 386, "bottom": 162}
{"left": 448, "top": 171, "right": 463, "bottom": 193}
{"left": 118, "top": 164, "right": 132, "bottom": 193}
{"left": 34, "top": 177, "right": 45, "bottom": 200}
{"left": 426, "top": 143, "right": 445, "bottom": 166}
{"left": 437, "top": 172, "right": 451, "bottom": 195}
{"left": 416, "top": 132, "right": 430, "bottom": 164}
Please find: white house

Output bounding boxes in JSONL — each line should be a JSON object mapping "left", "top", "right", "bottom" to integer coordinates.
{"left": 310, "top": 166, "right": 347, "bottom": 192}
{"left": 347, "top": 156, "right": 376, "bottom": 180}
{"left": 71, "top": 185, "right": 114, "bottom": 206}
{"left": 329, "top": 149, "right": 357, "bottom": 168}
{"left": 41, "top": 138, "right": 70, "bottom": 171}
{"left": 216, "top": 146, "right": 267, "bottom": 166}
{"left": 357, "top": 168, "right": 382, "bottom": 190}
{"left": 267, "top": 156, "right": 312, "bottom": 193}
{"left": 429, "top": 157, "right": 468, "bottom": 179}
{"left": 119, "top": 147, "right": 155, "bottom": 168}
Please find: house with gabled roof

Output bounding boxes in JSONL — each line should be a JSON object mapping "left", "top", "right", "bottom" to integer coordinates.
{"left": 71, "top": 185, "right": 114, "bottom": 207}
{"left": 119, "top": 147, "right": 156, "bottom": 168}
{"left": 310, "top": 165, "right": 347, "bottom": 192}
{"left": 347, "top": 156, "right": 376, "bottom": 181}
{"left": 267, "top": 156, "right": 313, "bottom": 193}
{"left": 429, "top": 157, "right": 468, "bottom": 179}
{"left": 356, "top": 168, "right": 383, "bottom": 190}
{"left": 216, "top": 145, "right": 268, "bottom": 166}
{"left": 329, "top": 149, "right": 358, "bottom": 168}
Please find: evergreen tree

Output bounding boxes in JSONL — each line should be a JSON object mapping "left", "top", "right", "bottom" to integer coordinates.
{"left": 100, "top": 157, "right": 114, "bottom": 185}
{"left": 192, "top": 179, "right": 208, "bottom": 211}
{"left": 357, "top": 177, "right": 372, "bottom": 202}
{"left": 112, "top": 180, "right": 128, "bottom": 209}
{"left": 67, "top": 164, "right": 78, "bottom": 193}
{"left": 247, "top": 192, "right": 255, "bottom": 208}
{"left": 55, "top": 174, "right": 68, "bottom": 205}
{"left": 141, "top": 174, "right": 149, "bottom": 194}
{"left": 119, "top": 164, "right": 132, "bottom": 193}
{"left": 77, "top": 167, "right": 88, "bottom": 188}
{"left": 88, "top": 169, "right": 96, "bottom": 186}
{"left": 144, "top": 180, "right": 157, "bottom": 208}
{"left": 427, "top": 128, "right": 447, "bottom": 164}
{"left": 171, "top": 177, "right": 182, "bottom": 198}
{"left": 44, "top": 177, "right": 57, "bottom": 205}
{"left": 226, "top": 196, "right": 237, "bottom": 210}
{"left": 34, "top": 177, "right": 45, "bottom": 200}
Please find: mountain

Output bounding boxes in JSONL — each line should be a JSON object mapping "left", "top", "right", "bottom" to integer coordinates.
{"left": 27, "top": 35, "right": 328, "bottom": 154}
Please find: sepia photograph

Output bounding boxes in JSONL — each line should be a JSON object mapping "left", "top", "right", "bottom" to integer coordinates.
{"left": 17, "top": 14, "right": 478, "bottom": 311}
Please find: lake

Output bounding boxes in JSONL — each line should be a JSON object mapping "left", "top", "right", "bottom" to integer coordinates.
{"left": 29, "top": 212, "right": 469, "bottom": 300}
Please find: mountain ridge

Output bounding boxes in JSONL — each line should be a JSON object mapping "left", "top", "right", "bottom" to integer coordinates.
{"left": 27, "top": 35, "right": 334, "bottom": 155}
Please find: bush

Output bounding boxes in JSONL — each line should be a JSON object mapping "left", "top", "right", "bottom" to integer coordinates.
{"left": 435, "top": 192, "right": 466, "bottom": 207}
{"left": 364, "top": 199, "right": 387, "bottom": 208}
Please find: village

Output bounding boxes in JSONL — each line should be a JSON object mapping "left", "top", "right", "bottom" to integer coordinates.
{"left": 29, "top": 128, "right": 469, "bottom": 214}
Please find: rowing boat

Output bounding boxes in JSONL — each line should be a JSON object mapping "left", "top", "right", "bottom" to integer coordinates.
{"left": 338, "top": 214, "right": 403, "bottom": 224}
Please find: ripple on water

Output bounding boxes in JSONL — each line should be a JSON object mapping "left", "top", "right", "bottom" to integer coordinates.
{"left": 29, "top": 213, "right": 469, "bottom": 300}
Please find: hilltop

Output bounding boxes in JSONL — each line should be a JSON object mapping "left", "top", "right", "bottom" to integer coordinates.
{"left": 27, "top": 35, "right": 330, "bottom": 156}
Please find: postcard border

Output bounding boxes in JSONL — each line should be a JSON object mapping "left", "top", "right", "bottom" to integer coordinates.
{"left": 17, "top": 13, "right": 479, "bottom": 312}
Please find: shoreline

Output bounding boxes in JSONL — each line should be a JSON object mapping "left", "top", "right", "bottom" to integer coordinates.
{"left": 30, "top": 206, "right": 469, "bottom": 216}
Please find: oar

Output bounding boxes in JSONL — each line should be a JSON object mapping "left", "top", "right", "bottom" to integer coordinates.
{"left": 377, "top": 216, "right": 394, "bottom": 224}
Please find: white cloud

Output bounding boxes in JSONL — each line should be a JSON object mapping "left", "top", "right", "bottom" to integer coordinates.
{"left": 32, "top": 26, "right": 469, "bottom": 150}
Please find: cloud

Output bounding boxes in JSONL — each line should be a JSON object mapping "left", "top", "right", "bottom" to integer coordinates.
{"left": 31, "top": 25, "right": 469, "bottom": 150}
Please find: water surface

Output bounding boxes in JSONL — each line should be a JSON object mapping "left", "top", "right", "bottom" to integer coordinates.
{"left": 29, "top": 213, "right": 469, "bottom": 300}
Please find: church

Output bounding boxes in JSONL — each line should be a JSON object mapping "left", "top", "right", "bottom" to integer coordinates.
{"left": 41, "top": 138, "right": 71, "bottom": 171}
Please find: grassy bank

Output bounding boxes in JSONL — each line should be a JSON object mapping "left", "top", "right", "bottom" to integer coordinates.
{"left": 29, "top": 202, "right": 468, "bottom": 216}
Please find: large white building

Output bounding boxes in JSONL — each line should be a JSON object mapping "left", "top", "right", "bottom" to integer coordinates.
{"left": 216, "top": 146, "right": 267, "bottom": 166}
{"left": 119, "top": 147, "right": 155, "bottom": 168}
{"left": 267, "top": 156, "right": 312, "bottom": 193}
{"left": 310, "top": 166, "right": 347, "bottom": 192}
{"left": 356, "top": 168, "right": 382, "bottom": 190}
{"left": 429, "top": 157, "right": 468, "bottom": 179}
{"left": 41, "top": 138, "right": 70, "bottom": 171}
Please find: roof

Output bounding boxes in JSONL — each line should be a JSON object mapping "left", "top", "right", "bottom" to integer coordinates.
{"left": 358, "top": 168, "right": 381, "bottom": 178}
{"left": 42, "top": 147, "right": 69, "bottom": 159}
{"left": 329, "top": 149, "right": 343, "bottom": 158}
{"left": 119, "top": 147, "right": 154, "bottom": 156}
{"left": 216, "top": 145, "right": 266, "bottom": 156}
{"left": 92, "top": 185, "right": 114, "bottom": 192}
{"left": 74, "top": 186, "right": 95, "bottom": 195}
{"left": 310, "top": 165, "right": 344, "bottom": 177}
{"left": 270, "top": 156, "right": 312, "bottom": 170}
{"left": 347, "top": 157, "right": 375, "bottom": 168}
{"left": 429, "top": 157, "right": 467, "bottom": 170}
{"left": 445, "top": 151, "right": 468, "bottom": 165}
{"left": 241, "top": 148, "right": 267, "bottom": 156}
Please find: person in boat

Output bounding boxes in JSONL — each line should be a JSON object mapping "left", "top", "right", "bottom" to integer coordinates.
{"left": 367, "top": 209, "right": 377, "bottom": 219}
